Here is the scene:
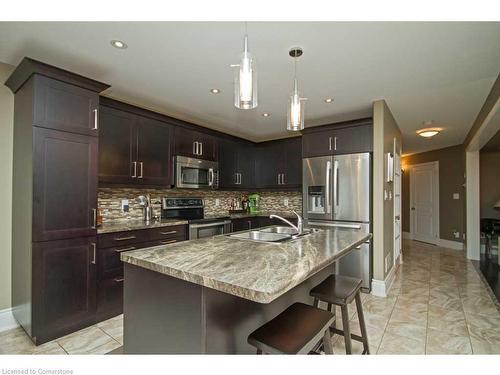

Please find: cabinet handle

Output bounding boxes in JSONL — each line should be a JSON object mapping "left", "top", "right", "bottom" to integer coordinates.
{"left": 159, "top": 239, "right": 177, "bottom": 245}
{"left": 329, "top": 137, "right": 332, "bottom": 151}
{"left": 277, "top": 174, "right": 280, "bottom": 185}
{"left": 114, "top": 235, "right": 137, "bottom": 241}
{"left": 193, "top": 141, "right": 197, "bottom": 155}
{"left": 114, "top": 246, "right": 136, "bottom": 253}
{"left": 247, "top": 221, "right": 252, "bottom": 230}
{"left": 281, "top": 173, "right": 286, "bottom": 185}
{"left": 91, "top": 243, "right": 96, "bottom": 264}
{"left": 239, "top": 173, "right": 242, "bottom": 185}
{"left": 139, "top": 162, "right": 143, "bottom": 179}
{"left": 91, "top": 208, "right": 97, "bottom": 229}
{"left": 199, "top": 142, "right": 203, "bottom": 156}
{"left": 132, "top": 161, "right": 137, "bottom": 178}
{"left": 92, "top": 109, "right": 98, "bottom": 130}
{"left": 334, "top": 136, "right": 337, "bottom": 151}
{"left": 159, "top": 230, "right": 177, "bottom": 235}
{"left": 114, "top": 278, "right": 124, "bottom": 283}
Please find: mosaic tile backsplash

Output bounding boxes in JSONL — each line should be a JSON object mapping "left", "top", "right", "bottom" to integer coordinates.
{"left": 98, "top": 188, "right": 302, "bottom": 223}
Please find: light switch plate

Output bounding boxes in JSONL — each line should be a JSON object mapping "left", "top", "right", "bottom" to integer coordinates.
{"left": 284, "top": 198, "right": 289, "bottom": 207}
{"left": 121, "top": 199, "right": 129, "bottom": 212}
{"left": 453, "top": 193, "right": 459, "bottom": 200}
{"left": 215, "top": 198, "right": 220, "bottom": 207}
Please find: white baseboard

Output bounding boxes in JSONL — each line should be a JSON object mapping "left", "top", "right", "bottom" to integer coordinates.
{"left": 437, "top": 238, "right": 464, "bottom": 251}
{"left": 403, "top": 232, "right": 463, "bottom": 251}
{"left": 0, "top": 307, "right": 19, "bottom": 333}
{"left": 371, "top": 261, "right": 399, "bottom": 298}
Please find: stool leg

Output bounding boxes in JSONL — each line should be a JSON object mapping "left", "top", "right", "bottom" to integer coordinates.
{"left": 355, "top": 292, "right": 370, "bottom": 354}
{"left": 327, "top": 303, "right": 332, "bottom": 312}
{"left": 323, "top": 328, "right": 334, "bottom": 355}
{"left": 341, "top": 304, "right": 352, "bottom": 354}
{"left": 313, "top": 298, "right": 319, "bottom": 308}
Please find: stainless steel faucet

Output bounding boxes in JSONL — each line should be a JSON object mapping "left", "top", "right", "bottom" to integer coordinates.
{"left": 269, "top": 211, "right": 304, "bottom": 234}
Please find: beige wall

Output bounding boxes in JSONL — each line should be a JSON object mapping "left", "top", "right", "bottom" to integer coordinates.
{"left": 373, "top": 100, "right": 402, "bottom": 281}
{"left": 402, "top": 145, "right": 465, "bottom": 242}
{"left": 0, "top": 62, "right": 14, "bottom": 310}
{"left": 480, "top": 151, "right": 500, "bottom": 219}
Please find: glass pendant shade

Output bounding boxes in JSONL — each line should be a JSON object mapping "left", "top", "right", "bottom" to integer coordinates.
{"left": 287, "top": 79, "right": 306, "bottom": 131}
{"left": 233, "top": 35, "right": 258, "bottom": 109}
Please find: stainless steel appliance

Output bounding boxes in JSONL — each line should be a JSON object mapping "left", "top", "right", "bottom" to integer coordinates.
{"left": 175, "top": 156, "right": 219, "bottom": 189}
{"left": 303, "top": 153, "right": 372, "bottom": 291}
{"left": 161, "top": 197, "right": 231, "bottom": 240}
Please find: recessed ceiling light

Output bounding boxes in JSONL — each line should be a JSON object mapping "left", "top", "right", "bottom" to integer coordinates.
{"left": 417, "top": 128, "right": 441, "bottom": 138}
{"left": 210, "top": 88, "right": 221, "bottom": 94}
{"left": 262, "top": 113, "right": 270, "bottom": 117}
{"left": 324, "top": 98, "right": 334, "bottom": 103}
{"left": 110, "top": 40, "right": 127, "bottom": 49}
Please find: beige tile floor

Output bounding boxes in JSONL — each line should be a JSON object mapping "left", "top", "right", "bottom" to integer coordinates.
{"left": 1, "top": 239, "right": 499, "bottom": 355}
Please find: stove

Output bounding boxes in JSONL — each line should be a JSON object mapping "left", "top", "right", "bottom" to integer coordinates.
{"left": 161, "top": 197, "right": 232, "bottom": 240}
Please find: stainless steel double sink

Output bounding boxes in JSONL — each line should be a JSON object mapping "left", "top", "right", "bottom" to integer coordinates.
{"left": 227, "top": 226, "right": 320, "bottom": 244}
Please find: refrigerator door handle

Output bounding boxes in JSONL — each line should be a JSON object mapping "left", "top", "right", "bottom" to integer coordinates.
{"left": 333, "top": 160, "right": 339, "bottom": 216}
{"left": 325, "top": 160, "right": 331, "bottom": 214}
{"left": 308, "top": 221, "right": 362, "bottom": 230}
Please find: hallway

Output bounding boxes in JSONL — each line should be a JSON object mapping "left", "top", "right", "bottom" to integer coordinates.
{"left": 331, "top": 239, "right": 500, "bottom": 354}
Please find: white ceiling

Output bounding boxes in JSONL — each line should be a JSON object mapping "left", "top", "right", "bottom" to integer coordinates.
{"left": 0, "top": 22, "right": 499, "bottom": 154}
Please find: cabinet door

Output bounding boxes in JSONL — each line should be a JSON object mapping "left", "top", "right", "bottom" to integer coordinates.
{"left": 302, "top": 131, "right": 333, "bottom": 158}
{"left": 32, "top": 237, "right": 97, "bottom": 343}
{"left": 237, "top": 143, "right": 255, "bottom": 188}
{"left": 174, "top": 127, "right": 196, "bottom": 158}
{"left": 33, "top": 128, "right": 98, "bottom": 241}
{"left": 283, "top": 137, "right": 302, "bottom": 187}
{"left": 98, "top": 106, "right": 137, "bottom": 184}
{"left": 332, "top": 124, "right": 373, "bottom": 154}
{"left": 196, "top": 132, "right": 218, "bottom": 161}
{"left": 255, "top": 143, "right": 282, "bottom": 188}
{"left": 33, "top": 75, "right": 99, "bottom": 137}
{"left": 219, "top": 139, "right": 239, "bottom": 188}
{"left": 137, "top": 117, "right": 173, "bottom": 186}
{"left": 231, "top": 218, "right": 256, "bottom": 232}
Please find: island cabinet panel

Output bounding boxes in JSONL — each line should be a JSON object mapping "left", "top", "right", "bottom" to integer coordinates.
{"left": 32, "top": 237, "right": 97, "bottom": 344}
{"left": 219, "top": 139, "right": 255, "bottom": 189}
{"left": 99, "top": 106, "right": 174, "bottom": 186}
{"left": 33, "top": 75, "right": 99, "bottom": 137}
{"left": 302, "top": 120, "right": 373, "bottom": 158}
{"left": 32, "top": 127, "right": 98, "bottom": 242}
{"left": 174, "top": 127, "right": 218, "bottom": 161}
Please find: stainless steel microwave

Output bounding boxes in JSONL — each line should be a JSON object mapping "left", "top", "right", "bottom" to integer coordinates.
{"left": 175, "top": 156, "right": 219, "bottom": 189}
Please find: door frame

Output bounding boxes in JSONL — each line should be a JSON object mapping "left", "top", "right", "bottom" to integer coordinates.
{"left": 409, "top": 161, "right": 440, "bottom": 245}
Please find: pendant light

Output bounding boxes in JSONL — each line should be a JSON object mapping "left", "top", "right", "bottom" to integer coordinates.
{"left": 287, "top": 47, "right": 307, "bottom": 131}
{"left": 231, "top": 23, "right": 258, "bottom": 109}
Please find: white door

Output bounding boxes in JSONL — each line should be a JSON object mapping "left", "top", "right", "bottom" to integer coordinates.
{"left": 410, "top": 162, "right": 439, "bottom": 244}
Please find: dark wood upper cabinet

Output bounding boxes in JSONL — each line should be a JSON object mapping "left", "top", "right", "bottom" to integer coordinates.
{"left": 33, "top": 127, "right": 98, "bottom": 242}
{"left": 219, "top": 139, "right": 254, "bottom": 189}
{"left": 32, "top": 236, "right": 97, "bottom": 344}
{"left": 32, "top": 75, "right": 100, "bottom": 137}
{"left": 136, "top": 117, "right": 173, "bottom": 185}
{"left": 255, "top": 137, "right": 301, "bottom": 189}
{"left": 98, "top": 106, "right": 136, "bottom": 184}
{"left": 302, "top": 119, "right": 373, "bottom": 158}
{"left": 174, "top": 127, "right": 217, "bottom": 161}
{"left": 98, "top": 106, "right": 173, "bottom": 186}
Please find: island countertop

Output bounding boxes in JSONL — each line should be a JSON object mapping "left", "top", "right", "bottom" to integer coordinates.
{"left": 121, "top": 227, "right": 371, "bottom": 304}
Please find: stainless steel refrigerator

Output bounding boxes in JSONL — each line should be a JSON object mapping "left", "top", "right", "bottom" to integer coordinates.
{"left": 303, "top": 153, "right": 372, "bottom": 291}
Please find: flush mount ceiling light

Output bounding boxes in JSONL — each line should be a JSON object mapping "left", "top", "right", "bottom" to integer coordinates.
{"left": 210, "top": 88, "right": 221, "bottom": 94}
{"left": 324, "top": 98, "right": 334, "bottom": 103}
{"left": 262, "top": 113, "right": 270, "bottom": 117}
{"left": 287, "top": 47, "right": 307, "bottom": 132}
{"left": 231, "top": 22, "right": 258, "bottom": 110}
{"left": 110, "top": 40, "right": 127, "bottom": 49}
{"left": 417, "top": 121, "right": 442, "bottom": 138}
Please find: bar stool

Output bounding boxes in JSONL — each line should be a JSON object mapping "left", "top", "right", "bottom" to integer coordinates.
{"left": 310, "top": 275, "right": 370, "bottom": 354}
{"left": 247, "top": 303, "right": 335, "bottom": 354}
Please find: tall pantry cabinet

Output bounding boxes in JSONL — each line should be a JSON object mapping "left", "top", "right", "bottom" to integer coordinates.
{"left": 5, "top": 58, "right": 110, "bottom": 344}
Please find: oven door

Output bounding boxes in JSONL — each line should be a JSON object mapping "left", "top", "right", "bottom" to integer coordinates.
{"left": 176, "top": 156, "right": 219, "bottom": 189}
{"left": 189, "top": 220, "right": 232, "bottom": 240}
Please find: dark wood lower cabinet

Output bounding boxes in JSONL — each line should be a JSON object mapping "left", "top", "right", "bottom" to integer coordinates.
{"left": 230, "top": 217, "right": 298, "bottom": 232}
{"left": 32, "top": 237, "right": 97, "bottom": 344}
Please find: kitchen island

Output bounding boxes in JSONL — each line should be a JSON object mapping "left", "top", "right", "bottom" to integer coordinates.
{"left": 120, "top": 226, "right": 371, "bottom": 354}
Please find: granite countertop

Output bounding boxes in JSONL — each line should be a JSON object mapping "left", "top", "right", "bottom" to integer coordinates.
{"left": 121, "top": 227, "right": 371, "bottom": 304}
{"left": 97, "top": 219, "right": 189, "bottom": 234}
